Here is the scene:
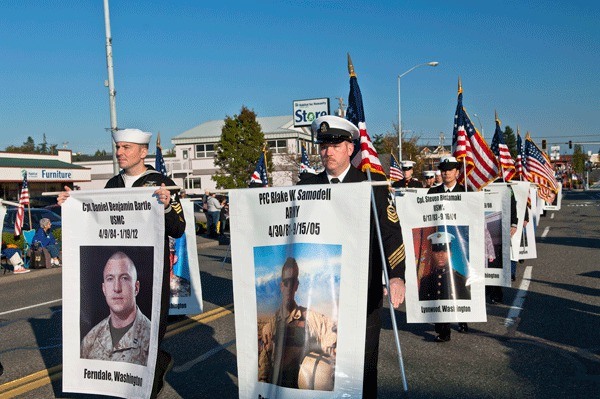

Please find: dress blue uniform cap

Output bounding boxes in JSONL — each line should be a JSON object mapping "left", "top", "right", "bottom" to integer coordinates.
{"left": 438, "top": 155, "right": 460, "bottom": 171}
{"left": 427, "top": 231, "right": 455, "bottom": 245}
{"left": 401, "top": 160, "right": 416, "bottom": 169}
{"left": 312, "top": 115, "right": 359, "bottom": 144}
{"left": 112, "top": 128, "right": 152, "bottom": 144}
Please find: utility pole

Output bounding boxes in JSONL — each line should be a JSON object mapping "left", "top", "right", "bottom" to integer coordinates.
{"left": 103, "top": 0, "right": 119, "bottom": 175}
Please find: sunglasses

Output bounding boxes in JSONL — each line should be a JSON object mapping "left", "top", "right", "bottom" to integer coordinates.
{"left": 431, "top": 244, "right": 449, "bottom": 252}
{"left": 281, "top": 277, "right": 298, "bottom": 287}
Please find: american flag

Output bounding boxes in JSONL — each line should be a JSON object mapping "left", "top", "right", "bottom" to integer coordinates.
{"left": 523, "top": 135, "right": 558, "bottom": 201}
{"left": 14, "top": 173, "right": 29, "bottom": 236}
{"left": 515, "top": 130, "right": 526, "bottom": 180}
{"left": 490, "top": 113, "right": 516, "bottom": 182}
{"left": 299, "top": 144, "right": 316, "bottom": 176}
{"left": 451, "top": 82, "right": 498, "bottom": 190}
{"left": 249, "top": 152, "right": 268, "bottom": 187}
{"left": 346, "top": 54, "right": 386, "bottom": 177}
{"left": 155, "top": 145, "right": 168, "bottom": 176}
{"left": 389, "top": 154, "right": 404, "bottom": 181}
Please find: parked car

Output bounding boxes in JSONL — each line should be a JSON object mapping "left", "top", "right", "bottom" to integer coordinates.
{"left": 2, "top": 208, "right": 62, "bottom": 235}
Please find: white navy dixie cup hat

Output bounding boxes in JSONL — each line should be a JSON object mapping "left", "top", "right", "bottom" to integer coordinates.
{"left": 438, "top": 155, "right": 460, "bottom": 171}
{"left": 311, "top": 115, "right": 359, "bottom": 144}
{"left": 424, "top": 171, "right": 435, "bottom": 178}
{"left": 427, "top": 231, "right": 455, "bottom": 251}
{"left": 112, "top": 128, "right": 152, "bottom": 144}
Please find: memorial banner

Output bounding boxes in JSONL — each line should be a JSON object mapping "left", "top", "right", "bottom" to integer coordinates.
{"left": 0, "top": 203, "right": 6, "bottom": 235}
{"left": 519, "top": 187, "right": 538, "bottom": 260}
{"left": 230, "top": 183, "right": 371, "bottom": 399}
{"left": 396, "top": 191, "right": 487, "bottom": 323}
{"left": 543, "top": 185, "right": 562, "bottom": 211}
{"left": 484, "top": 184, "right": 511, "bottom": 287}
{"left": 62, "top": 188, "right": 164, "bottom": 399}
{"left": 169, "top": 198, "right": 203, "bottom": 315}
{"left": 509, "top": 181, "right": 530, "bottom": 261}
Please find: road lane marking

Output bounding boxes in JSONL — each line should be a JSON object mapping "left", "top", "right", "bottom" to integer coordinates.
{"left": 541, "top": 226, "right": 550, "bottom": 238}
{"left": 173, "top": 339, "right": 236, "bottom": 372}
{"left": 550, "top": 213, "right": 555, "bottom": 219}
{"left": 504, "top": 266, "right": 532, "bottom": 327}
{"left": 0, "top": 299, "right": 62, "bottom": 317}
{"left": 0, "top": 303, "right": 234, "bottom": 397}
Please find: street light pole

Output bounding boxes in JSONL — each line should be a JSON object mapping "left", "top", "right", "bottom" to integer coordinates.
{"left": 398, "top": 61, "right": 439, "bottom": 161}
{"left": 103, "top": 0, "right": 119, "bottom": 175}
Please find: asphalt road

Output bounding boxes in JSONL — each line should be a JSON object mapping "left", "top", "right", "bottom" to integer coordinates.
{"left": 0, "top": 189, "right": 598, "bottom": 398}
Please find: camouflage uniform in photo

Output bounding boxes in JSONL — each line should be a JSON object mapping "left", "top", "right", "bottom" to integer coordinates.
{"left": 81, "top": 306, "right": 151, "bottom": 366}
{"left": 258, "top": 304, "right": 337, "bottom": 389}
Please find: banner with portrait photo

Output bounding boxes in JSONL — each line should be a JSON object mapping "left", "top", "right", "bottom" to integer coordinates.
{"left": 396, "top": 191, "right": 487, "bottom": 324}
{"left": 484, "top": 184, "right": 512, "bottom": 288}
{"left": 543, "top": 184, "right": 562, "bottom": 211}
{"left": 230, "top": 183, "right": 372, "bottom": 399}
{"left": 0, "top": 203, "right": 6, "bottom": 235}
{"left": 62, "top": 187, "right": 164, "bottom": 399}
{"left": 518, "top": 187, "right": 538, "bottom": 260}
{"left": 169, "top": 198, "right": 203, "bottom": 315}
{"left": 509, "top": 181, "right": 530, "bottom": 261}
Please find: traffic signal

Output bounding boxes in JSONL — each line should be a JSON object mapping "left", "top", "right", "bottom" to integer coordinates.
{"left": 569, "top": 140, "right": 572, "bottom": 149}
{"left": 542, "top": 139, "right": 547, "bottom": 150}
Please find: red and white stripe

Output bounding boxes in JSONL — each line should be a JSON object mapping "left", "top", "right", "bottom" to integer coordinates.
{"left": 351, "top": 122, "right": 385, "bottom": 176}
{"left": 454, "top": 125, "right": 499, "bottom": 190}
{"left": 497, "top": 143, "right": 516, "bottom": 181}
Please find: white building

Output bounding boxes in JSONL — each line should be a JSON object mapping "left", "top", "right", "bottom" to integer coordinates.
{"left": 75, "top": 115, "right": 316, "bottom": 193}
{"left": 0, "top": 150, "right": 90, "bottom": 203}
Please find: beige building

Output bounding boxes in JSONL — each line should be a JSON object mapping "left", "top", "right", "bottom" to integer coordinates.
{"left": 0, "top": 150, "right": 90, "bottom": 204}
{"left": 75, "top": 116, "right": 316, "bottom": 193}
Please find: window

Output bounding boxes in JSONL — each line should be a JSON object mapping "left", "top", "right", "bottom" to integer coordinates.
{"left": 182, "top": 149, "right": 188, "bottom": 159}
{"left": 195, "top": 144, "right": 215, "bottom": 158}
{"left": 185, "top": 177, "right": 202, "bottom": 189}
{"left": 268, "top": 139, "right": 288, "bottom": 154}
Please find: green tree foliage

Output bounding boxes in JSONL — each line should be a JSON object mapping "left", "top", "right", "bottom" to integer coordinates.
{"left": 503, "top": 125, "right": 517, "bottom": 158}
{"left": 5, "top": 135, "right": 57, "bottom": 154}
{"left": 213, "top": 106, "right": 271, "bottom": 188}
{"left": 572, "top": 144, "right": 586, "bottom": 174}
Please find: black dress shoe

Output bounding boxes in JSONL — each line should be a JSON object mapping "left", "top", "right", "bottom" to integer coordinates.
{"left": 491, "top": 298, "right": 503, "bottom": 304}
{"left": 434, "top": 334, "right": 451, "bottom": 342}
{"left": 458, "top": 323, "right": 469, "bottom": 333}
{"left": 511, "top": 274, "right": 516, "bottom": 281}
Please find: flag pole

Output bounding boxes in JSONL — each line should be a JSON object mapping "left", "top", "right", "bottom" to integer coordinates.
{"left": 366, "top": 168, "right": 408, "bottom": 392}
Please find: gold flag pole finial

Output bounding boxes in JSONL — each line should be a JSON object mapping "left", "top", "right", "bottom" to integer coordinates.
{"left": 457, "top": 76, "right": 463, "bottom": 95}
{"left": 347, "top": 53, "right": 356, "bottom": 77}
{"left": 156, "top": 132, "right": 162, "bottom": 150}
{"left": 495, "top": 110, "right": 501, "bottom": 126}
{"left": 525, "top": 131, "right": 531, "bottom": 140}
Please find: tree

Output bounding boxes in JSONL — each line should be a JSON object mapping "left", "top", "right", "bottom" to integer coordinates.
{"left": 572, "top": 144, "right": 586, "bottom": 174}
{"left": 503, "top": 125, "right": 517, "bottom": 158}
{"left": 5, "top": 136, "right": 36, "bottom": 153}
{"left": 213, "top": 106, "right": 271, "bottom": 188}
{"left": 375, "top": 123, "right": 423, "bottom": 171}
{"left": 37, "top": 133, "right": 49, "bottom": 154}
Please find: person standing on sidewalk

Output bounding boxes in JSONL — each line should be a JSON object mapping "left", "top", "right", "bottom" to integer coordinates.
{"left": 57, "top": 128, "right": 185, "bottom": 398}
{"left": 206, "top": 192, "right": 223, "bottom": 238}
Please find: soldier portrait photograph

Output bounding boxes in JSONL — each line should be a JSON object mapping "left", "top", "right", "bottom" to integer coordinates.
{"left": 255, "top": 244, "right": 339, "bottom": 391}
{"left": 412, "top": 226, "right": 471, "bottom": 301}
{"left": 79, "top": 246, "right": 154, "bottom": 366}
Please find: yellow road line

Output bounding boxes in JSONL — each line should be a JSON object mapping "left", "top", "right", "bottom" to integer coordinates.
{"left": 0, "top": 304, "right": 234, "bottom": 397}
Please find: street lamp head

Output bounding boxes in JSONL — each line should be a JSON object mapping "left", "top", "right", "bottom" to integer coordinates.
{"left": 427, "top": 62, "right": 439, "bottom": 67}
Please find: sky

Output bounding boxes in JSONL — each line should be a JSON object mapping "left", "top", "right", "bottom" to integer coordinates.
{"left": 1, "top": 1, "right": 598, "bottom": 156}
